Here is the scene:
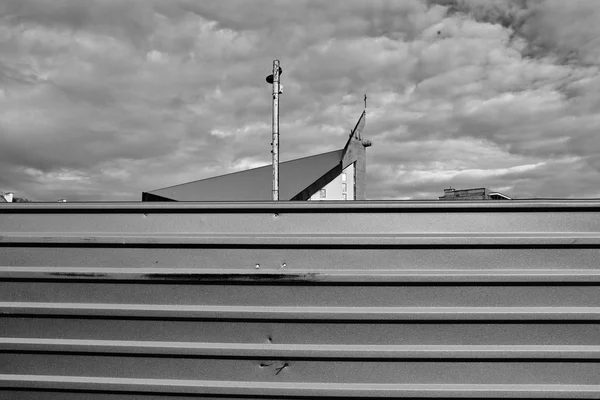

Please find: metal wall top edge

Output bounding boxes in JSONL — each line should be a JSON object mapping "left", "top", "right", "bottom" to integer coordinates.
{"left": 2, "top": 199, "right": 600, "bottom": 213}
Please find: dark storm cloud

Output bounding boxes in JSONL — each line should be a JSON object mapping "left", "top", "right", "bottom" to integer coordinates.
{"left": 432, "top": 0, "right": 600, "bottom": 65}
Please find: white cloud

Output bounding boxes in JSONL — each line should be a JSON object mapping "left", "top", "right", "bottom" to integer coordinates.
{"left": 0, "top": 0, "right": 599, "bottom": 201}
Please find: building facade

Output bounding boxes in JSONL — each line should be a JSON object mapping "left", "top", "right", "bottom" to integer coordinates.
{"left": 309, "top": 164, "right": 355, "bottom": 201}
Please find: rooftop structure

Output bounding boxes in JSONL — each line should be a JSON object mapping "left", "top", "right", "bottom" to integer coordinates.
{"left": 439, "top": 187, "right": 512, "bottom": 201}
{"left": 143, "top": 111, "right": 371, "bottom": 202}
{"left": 1, "top": 192, "right": 13, "bottom": 203}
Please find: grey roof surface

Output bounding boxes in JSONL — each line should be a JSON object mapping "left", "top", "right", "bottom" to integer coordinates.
{"left": 145, "top": 149, "right": 344, "bottom": 201}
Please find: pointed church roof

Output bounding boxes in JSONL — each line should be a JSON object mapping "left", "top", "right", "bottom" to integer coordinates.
{"left": 143, "top": 149, "right": 344, "bottom": 201}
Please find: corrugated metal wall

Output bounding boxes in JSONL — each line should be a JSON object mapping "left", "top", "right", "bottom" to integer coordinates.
{"left": 1, "top": 200, "right": 600, "bottom": 399}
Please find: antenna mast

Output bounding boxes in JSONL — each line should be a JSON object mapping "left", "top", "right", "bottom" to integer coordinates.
{"left": 266, "top": 60, "right": 282, "bottom": 201}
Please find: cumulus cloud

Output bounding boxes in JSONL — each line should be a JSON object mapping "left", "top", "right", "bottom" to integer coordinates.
{"left": 0, "top": 0, "right": 599, "bottom": 201}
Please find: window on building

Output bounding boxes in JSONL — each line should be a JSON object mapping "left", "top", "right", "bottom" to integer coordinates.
{"left": 320, "top": 189, "right": 326, "bottom": 198}
{"left": 342, "top": 193, "right": 347, "bottom": 200}
{"left": 341, "top": 183, "right": 347, "bottom": 192}
{"left": 341, "top": 173, "right": 347, "bottom": 182}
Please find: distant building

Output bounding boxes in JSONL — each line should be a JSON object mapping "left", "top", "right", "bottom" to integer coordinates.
{"left": 439, "top": 188, "right": 512, "bottom": 201}
{"left": 1, "top": 192, "right": 33, "bottom": 203}
{"left": 143, "top": 111, "right": 372, "bottom": 201}
{"left": 1, "top": 192, "right": 13, "bottom": 203}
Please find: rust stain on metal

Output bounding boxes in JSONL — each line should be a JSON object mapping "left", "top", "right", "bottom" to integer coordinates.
{"left": 47, "top": 272, "right": 107, "bottom": 278}
{"left": 142, "top": 272, "right": 319, "bottom": 283}
{"left": 274, "top": 362, "right": 289, "bottom": 375}
{"left": 258, "top": 361, "right": 288, "bottom": 375}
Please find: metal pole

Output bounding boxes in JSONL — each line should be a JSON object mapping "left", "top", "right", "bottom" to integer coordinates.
{"left": 272, "top": 60, "right": 280, "bottom": 201}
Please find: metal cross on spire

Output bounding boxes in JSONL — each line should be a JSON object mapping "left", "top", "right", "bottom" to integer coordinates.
{"left": 364, "top": 94, "right": 367, "bottom": 109}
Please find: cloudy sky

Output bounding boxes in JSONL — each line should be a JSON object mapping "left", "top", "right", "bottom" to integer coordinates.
{"left": 1, "top": 0, "right": 599, "bottom": 201}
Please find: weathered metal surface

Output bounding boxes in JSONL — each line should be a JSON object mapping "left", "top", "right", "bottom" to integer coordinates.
{"left": 1, "top": 200, "right": 599, "bottom": 398}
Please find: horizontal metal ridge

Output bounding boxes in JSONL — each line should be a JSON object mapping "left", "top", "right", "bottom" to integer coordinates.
{"left": 3, "top": 267, "right": 600, "bottom": 283}
{"left": 1, "top": 375, "right": 600, "bottom": 397}
{"left": 2, "top": 233, "right": 600, "bottom": 246}
{"left": 2, "top": 303, "right": 600, "bottom": 320}
{"left": 2, "top": 339, "right": 599, "bottom": 359}
{"left": 2, "top": 199, "right": 600, "bottom": 213}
